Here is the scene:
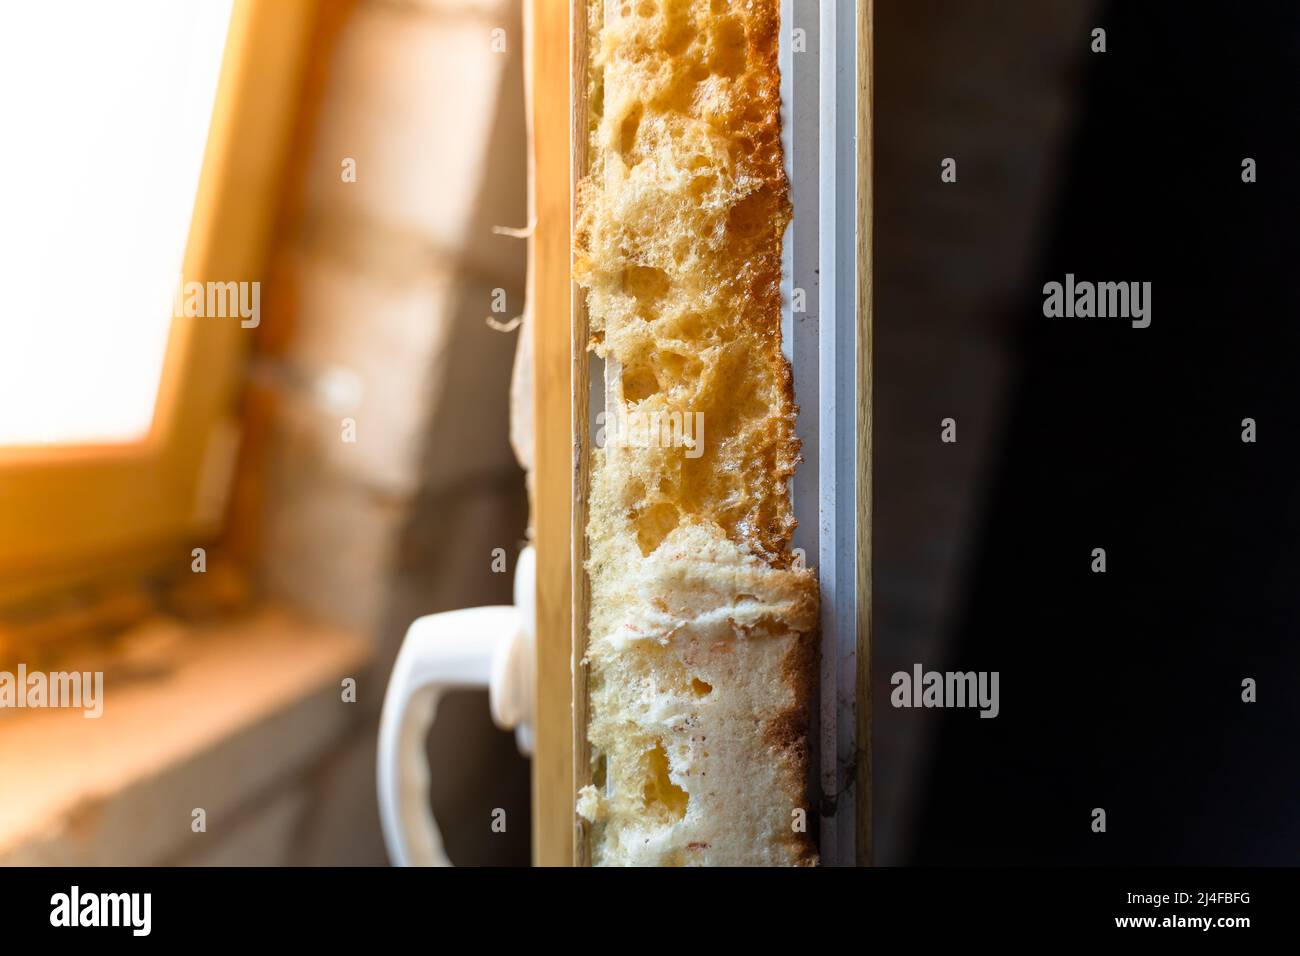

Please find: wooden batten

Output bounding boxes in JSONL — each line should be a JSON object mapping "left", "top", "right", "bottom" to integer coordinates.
{"left": 527, "top": 0, "right": 578, "bottom": 867}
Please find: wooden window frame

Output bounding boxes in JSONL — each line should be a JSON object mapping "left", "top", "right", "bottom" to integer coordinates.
{"left": 0, "top": 0, "right": 320, "bottom": 607}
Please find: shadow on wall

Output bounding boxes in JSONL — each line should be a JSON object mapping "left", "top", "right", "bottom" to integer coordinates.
{"left": 872, "top": 0, "right": 1095, "bottom": 864}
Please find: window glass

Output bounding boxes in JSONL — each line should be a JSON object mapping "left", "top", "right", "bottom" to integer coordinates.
{"left": 0, "top": 0, "right": 234, "bottom": 446}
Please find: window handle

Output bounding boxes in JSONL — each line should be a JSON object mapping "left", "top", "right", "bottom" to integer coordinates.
{"left": 376, "top": 547, "right": 535, "bottom": 866}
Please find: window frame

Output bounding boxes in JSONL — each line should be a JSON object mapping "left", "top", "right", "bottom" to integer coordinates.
{"left": 0, "top": 0, "right": 320, "bottom": 606}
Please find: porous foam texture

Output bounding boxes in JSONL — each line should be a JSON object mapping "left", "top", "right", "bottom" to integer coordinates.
{"left": 575, "top": 0, "right": 819, "bottom": 867}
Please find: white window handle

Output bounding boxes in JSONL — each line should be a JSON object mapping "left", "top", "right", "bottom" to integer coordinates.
{"left": 377, "top": 546, "right": 535, "bottom": 866}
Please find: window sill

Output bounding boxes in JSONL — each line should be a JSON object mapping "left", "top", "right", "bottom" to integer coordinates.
{"left": 0, "top": 605, "right": 370, "bottom": 865}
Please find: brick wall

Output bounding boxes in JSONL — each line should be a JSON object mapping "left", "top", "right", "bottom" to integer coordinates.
{"left": 218, "top": 0, "right": 531, "bottom": 866}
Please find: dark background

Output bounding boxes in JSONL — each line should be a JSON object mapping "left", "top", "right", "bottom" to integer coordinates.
{"left": 875, "top": 0, "right": 1300, "bottom": 864}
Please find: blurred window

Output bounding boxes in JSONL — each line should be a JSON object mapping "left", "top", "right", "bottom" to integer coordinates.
{"left": 0, "top": 0, "right": 316, "bottom": 605}
{"left": 0, "top": 1, "right": 233, "bottom": 446}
